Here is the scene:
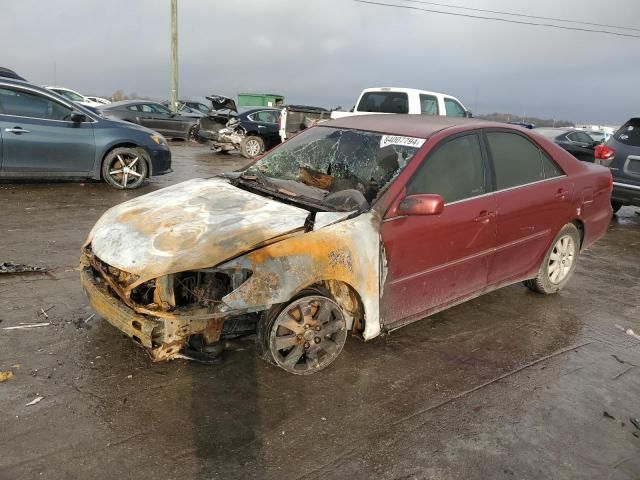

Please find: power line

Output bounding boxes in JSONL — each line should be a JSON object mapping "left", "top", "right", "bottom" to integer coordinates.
{"left": 397, "top": 0, "right": 640, "bottom": 33}
{"left": 353, "top": 0, "right": 640, "bottom": 39}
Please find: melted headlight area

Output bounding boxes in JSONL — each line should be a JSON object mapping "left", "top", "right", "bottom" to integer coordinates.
{"left": 81, "top": 246, "right": 256, "bottom": 361}
{"left": 129, "top": 270, "right": 250, "bottom": 312}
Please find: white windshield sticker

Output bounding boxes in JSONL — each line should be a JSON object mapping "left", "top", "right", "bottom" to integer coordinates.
{"left": 380, "top": 135, "right": 425, "bottom": 149}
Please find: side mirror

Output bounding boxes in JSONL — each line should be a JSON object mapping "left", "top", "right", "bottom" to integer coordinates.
{"left": 70, "top": 112, "right": 88, "bottom": 123}
{"left": 465, "top": 110, "right": 473, "bottom": 118}
{"left": 397, "top": 194, "right": 444, "bottom": 216}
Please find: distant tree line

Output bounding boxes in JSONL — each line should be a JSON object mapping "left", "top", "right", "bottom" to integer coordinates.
{"left": 110, "top": 89, "right": 153, "bottom": 102}
{"left": 477, "top": 112, "right": 574, "bottom": 128}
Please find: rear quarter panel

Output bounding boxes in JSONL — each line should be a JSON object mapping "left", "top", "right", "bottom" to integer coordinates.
{"left": 531, "top": 136, "right": 612, "bottom": 250}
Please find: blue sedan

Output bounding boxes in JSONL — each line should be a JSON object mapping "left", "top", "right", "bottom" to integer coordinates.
{"left": 0, "top": 78, "right": 171, "bottom": 189}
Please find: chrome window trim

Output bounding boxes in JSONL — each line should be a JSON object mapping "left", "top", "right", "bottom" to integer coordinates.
{"left": 445, "top": 175, "right": 568, "bottom": 206}
{"left": 613, "top": 181, "right": 640, "bottom": 191}
{"left": 0, "top": 82, "right": 97, "bottom": 124}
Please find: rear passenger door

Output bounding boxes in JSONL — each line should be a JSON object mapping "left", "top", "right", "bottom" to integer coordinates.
{"left": 484, "top": 130, "right": 569, "bottom": 286}
{"left": 247, "top": 110, "right": 280, "bottom": 147}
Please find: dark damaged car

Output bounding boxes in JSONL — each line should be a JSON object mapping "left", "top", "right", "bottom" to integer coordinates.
{"left": 197, "top": 94, "right": 329, "bottom": 159}
{"left": 80, "top": 115, "right": 612, "bottom": 374}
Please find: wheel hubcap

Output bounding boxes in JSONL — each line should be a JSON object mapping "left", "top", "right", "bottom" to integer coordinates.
{"left": 246, "top": 140, "right": 260, "bottom": 157}
{"left": 548, "top": 235, "right": 575, "bottom": 284}
{"left": 270, "top": 295, "right": 347, "bottom": 374}
{"left": 109, "top": 154, "right": 143, "bottom": 188}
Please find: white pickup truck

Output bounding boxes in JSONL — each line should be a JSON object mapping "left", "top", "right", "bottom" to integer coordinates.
{"left": 330, "top": 87, "right": 471, "bottom": 119}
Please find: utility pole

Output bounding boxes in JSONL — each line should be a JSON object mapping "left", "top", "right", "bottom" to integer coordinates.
{"left": 170, "top": 0, "right": 178, "bottom": 112}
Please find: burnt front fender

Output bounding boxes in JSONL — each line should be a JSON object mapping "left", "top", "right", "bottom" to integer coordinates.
{"left": 219, "top": 213, "right": 382, "bottom": 339}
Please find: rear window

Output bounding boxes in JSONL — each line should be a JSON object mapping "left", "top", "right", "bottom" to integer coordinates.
{"left": 357, "top": 91, "right": 409, "bottom": 114}
{"left": 614, "top": 119, "right": 640, "bottom": 147}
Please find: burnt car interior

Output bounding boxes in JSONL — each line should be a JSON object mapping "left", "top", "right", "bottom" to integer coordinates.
{"left": 233, "top": 127, "right": 420, "bottom": 212}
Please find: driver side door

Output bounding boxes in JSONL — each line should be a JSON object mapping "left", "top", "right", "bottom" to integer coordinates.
{"left": 0, "top": 85, "right": 95, "bottom": 175}
{"left": 381, "top": 132, "right": 497, "bottom": 328}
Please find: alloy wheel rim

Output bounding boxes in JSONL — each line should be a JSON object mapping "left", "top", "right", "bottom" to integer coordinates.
{"left": 109, "top": 154, "right": 143, "bottom": 188}
{"left": 246, "top": 139, "right": 261, "bottom": 157}
{"left": 270, "top": 296, "right": 347, "bottom": 374}
{"left": 548, "top": 235, "right": 575, "bottom": 284}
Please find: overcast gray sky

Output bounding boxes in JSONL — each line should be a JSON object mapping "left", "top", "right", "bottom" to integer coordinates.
{"left": 2, "top": 0, "right": 639, "bottom": 124}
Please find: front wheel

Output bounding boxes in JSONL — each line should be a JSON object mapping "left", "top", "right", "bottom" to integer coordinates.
{"left": 101, "top": 147, "right": 148, "bottom": 189}
{"left": 259, "top": 291, "right": 348, "bottom": 375}
{"left": 240, "top": 136, "right": 264, "bottom": 159}
{"left": 187, "top": 124, "right": 199, "bottom": 142}
{"left": 523, "top": 223, "right": 580, "bottom": 294}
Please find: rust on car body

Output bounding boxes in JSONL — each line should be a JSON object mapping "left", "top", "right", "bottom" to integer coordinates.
{"left": 80, "top": 176, "right": 382, "bottom": 360}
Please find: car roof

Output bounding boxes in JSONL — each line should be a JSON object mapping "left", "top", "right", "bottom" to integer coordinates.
{"left": 103, "top": 100, "right": 159, "bottom": 108}
{"left": 361, "top": 87, "right": 460, "bottom": 100}
{"left": 323, "top": 114, "right": 505, "bottom": 139}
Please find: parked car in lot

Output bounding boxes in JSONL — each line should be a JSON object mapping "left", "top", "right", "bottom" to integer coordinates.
{"left": 85, "top": 96, "right": 111, "bottom": 105}
{"left": 80, "top": 115, "right": 612, "bottom": 374}
{"left": 100, "top": 100, "right": 199, "bottom": 140}
{"left": 0, "top": 78, "right": 171, "bottom": 189}
{"left": 182, "top": 100, "right": 210, "bottom": 115}
{"left": 197, "top": 94, "right": 328, "bottom": 158}
{"left": 595, "top": 117, "right": 640, "bottom": 212}
{"left": 533, "top": 127, "right": 599, "bottom": 163}
{"left": 162, "top": 100, "right": 206, "bottom": 118}
{"left": 44, "top": 86, "right": 103, "bottom": 108}
{"left": 330, "top": 87, "right": 472, "bottom": 119}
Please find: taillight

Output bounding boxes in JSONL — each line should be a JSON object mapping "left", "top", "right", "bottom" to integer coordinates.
{"left": 595, "top": 145, "right": 615, "bottom": 167}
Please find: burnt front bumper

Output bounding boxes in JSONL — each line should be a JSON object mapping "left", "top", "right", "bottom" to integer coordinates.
{"left": 80, "top": 265, "right": 176, "bottom": 359}
{"left": 80, "top": 263, "right": 234, "bottom": 361}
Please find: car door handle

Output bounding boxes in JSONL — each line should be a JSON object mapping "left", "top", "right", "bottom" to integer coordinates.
{"left": 554, "top": 189, "right": 568, "bottom": 200}
{"left": 258, "top": 125, "right": 266, "bottom": 128}
{"left": 4, "top": 127, "right": 30, "bottom": 134}
{"left": 475, "top": 211, "right": 496, "bottom": 223}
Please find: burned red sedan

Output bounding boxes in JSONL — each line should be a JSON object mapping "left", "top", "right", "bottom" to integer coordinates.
{"left": 81, "top": 115, "right": 613, "bottom": 374}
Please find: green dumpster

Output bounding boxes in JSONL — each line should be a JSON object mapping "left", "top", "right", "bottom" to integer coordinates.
{"left": 237, "top": 93, "right": 285, "bottom": 108}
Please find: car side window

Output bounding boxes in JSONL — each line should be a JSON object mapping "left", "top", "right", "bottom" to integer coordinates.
{"left": 250, "top": 110, "right": 279, "bottom": 123}
{"left": 151, "top": 104, "right": 172, "bottom": 115}
{"left": 407, "top": 134, "right": 485, "bottom": 203}
{"left": 0, "top": 87, "right": 72, "bottom": 121}
{"left": 419, "top": 94, "right": 439, "bottom": 116}
{"left": 486, "top": 132, "right": 562, "bottom": 189}
{"left": 575, "top": 131, "right": 593, "bottom": 143}
{"left": 126, "top": 105, "right": 140, "bottom": 111}
{"left": 444, "top": 98, "right": 466, "bottom": 117}
{"left": 139, "top": 104, "right": 155, "bottom": 113}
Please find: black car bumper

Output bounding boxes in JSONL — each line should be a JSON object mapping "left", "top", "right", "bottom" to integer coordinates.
{"left": 147, "top": 145, "right": 172, "bottom": 176}
{"left": 612, "top": 180, "right": 640, "bottom": 206}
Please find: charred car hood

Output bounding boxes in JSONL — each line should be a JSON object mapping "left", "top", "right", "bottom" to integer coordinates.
{"left": 86, "top": 178, "right": 310, "bottom": 283}
{"left": 206, "top": 94, "right": 237, "bottom": 113}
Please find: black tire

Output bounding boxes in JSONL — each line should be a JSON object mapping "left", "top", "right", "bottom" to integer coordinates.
{"left": 611, "top": 201, "right": 623, "bottom": 214}
{"left": 258, "top": 288, "right": 348, "bottom": 375}
{"left": 187, "top": 124, "right": 199, "bottom": 142}
{"left": 240, "top": 136, "right": 264, "bottom": 159}
{"left": 523, "top": 223, "right": 580, "bottom": 294}
{"left": 101, "top": 147, "right": 148, "bottom": 190}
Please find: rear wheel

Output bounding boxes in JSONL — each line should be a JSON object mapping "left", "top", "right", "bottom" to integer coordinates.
{"left": 524, "top": 223, "right": 580, "bottom": 294}
{"left": 259, "top": 290, "right": 348, "bottom": 375}
{"left": 612, "top": 201, "right": 623, "bottom": 213}
{"left": 240, "top": 136, "right": 264, "bottom": 159}
{"left": 101, "top": 147, "right": 148, "bottom": 189}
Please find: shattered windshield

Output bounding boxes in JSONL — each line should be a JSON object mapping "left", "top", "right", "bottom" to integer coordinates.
{"left": 243, "top": 126, "right": 423, "bottom": 210}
